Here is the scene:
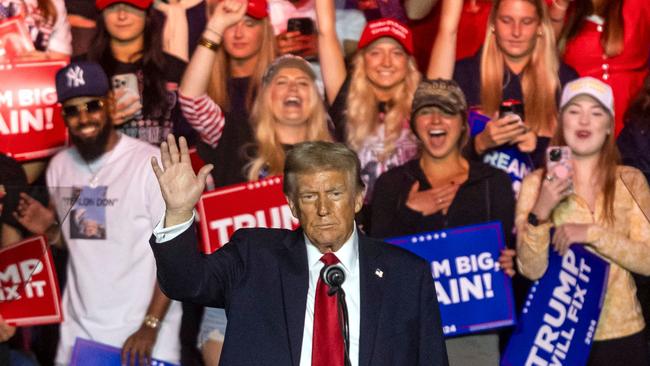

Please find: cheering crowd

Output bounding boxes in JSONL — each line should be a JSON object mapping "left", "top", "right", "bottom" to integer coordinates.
{"left": 0, "top": 0, "right": 649, "bottom": 364}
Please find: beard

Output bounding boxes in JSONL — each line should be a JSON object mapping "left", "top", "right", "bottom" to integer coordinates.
{"left": 70, "top": 120, "right": 113, "bottom": 163}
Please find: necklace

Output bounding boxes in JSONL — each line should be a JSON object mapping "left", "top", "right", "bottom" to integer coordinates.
{"left": 84, "top": 135, "right": 121, "bottom": 188}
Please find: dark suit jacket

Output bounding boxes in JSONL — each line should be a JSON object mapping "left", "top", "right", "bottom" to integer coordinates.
{"left": 150, "top": 227, "right": 448, "bottom": 366}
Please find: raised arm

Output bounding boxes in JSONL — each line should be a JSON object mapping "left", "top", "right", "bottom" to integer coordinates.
{"left": 315, "top": 0, "right": 347, "bottom": 104}
{"left": 151, "top": 135, "right": 214, "bottom": 228}
{"left": 426, "top": 0, "right": 463, "bottom": 79}
{"left": 180, "top": 0, "right": 247, "bottom": 97}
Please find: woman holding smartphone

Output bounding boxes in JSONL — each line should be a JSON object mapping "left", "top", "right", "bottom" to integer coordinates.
{"left": 84, "top": 0, "right": 190, "bottom": 145}
{"left": 429, "top": 0, "right": 578, "bottom": 167}
{"left": 517, "top": 77, "right": 650, "bottom": 366}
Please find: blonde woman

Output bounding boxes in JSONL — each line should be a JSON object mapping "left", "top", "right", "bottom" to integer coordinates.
{"left": 517, "top": 77, "right": 650, "bottom": 366}
{"left": 315, "top": 0, "right": 420, "bottom": 212}
{"left": 431, "top": 0, "right": 578, "bottom": 167}
{"left": 179, "top": 0, "right": 276, "bottom": 186}
{"left": 245, "top": 55, "right": 332, "bottom": 180}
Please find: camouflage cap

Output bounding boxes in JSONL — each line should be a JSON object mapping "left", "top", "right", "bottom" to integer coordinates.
{"left": 411, "top": 79, "right": 468, "bottom": 120}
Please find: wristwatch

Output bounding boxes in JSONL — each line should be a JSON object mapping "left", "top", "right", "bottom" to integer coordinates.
{"left": 527, "top": 212, "right": 545, "bottom": 226}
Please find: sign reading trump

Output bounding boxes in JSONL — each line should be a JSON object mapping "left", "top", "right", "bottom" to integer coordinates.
{"left": 0, "top": 236, "right": 63, "bottom": 326}
{"left": 501, "top": 245, "right": 609, "bottom": 366}
{"left": 386, "top": 222, "right": 516, "bottom": 336}
{"left": 0, "top": 59, "right": 68, "bottom": 161}
{"left": 197, "top": 176, "right": 299, "bottom": 254}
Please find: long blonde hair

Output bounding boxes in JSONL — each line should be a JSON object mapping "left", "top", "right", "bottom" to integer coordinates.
{"left": 480, "top": 0, "right": 559, "bottom": 134}
{"left": 246, "top": 73, "right": 332, "bottom": 181}
{"left": 345, "top": 50, "right": 420, "bottom": 161}
{"left": 206, "top": 17, "right": 276, "bottom": 112}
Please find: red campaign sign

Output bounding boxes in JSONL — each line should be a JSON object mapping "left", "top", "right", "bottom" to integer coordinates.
{"left": 197, "top": 176, "right": 300, "bottom": 254}
{"left": 0, "top": 58, "right": 69, "bottom": 162}
{"left": 0, "top": 236, "right": 63, "bottom": 326}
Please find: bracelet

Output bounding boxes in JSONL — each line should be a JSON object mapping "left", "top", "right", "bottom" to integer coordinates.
{"left": 199, "top": 37, "right": 220, "bottom": 52}
{"left": 205, "top": 27, "right": 223, "bottom": 39}
{"left": 143, "top": 315, "right": 160, "bottom": 329}
{"left": 552, "top": 0, "right": 569, "bottom": 10}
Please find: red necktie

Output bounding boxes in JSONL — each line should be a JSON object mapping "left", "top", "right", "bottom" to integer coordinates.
{"left": 312, "top": 252, "right": 345, "bottom": 366}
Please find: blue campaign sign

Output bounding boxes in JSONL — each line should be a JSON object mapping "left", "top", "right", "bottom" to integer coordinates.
{"left": 468, "top": 110, "right": 534, "bottom": 196}
{"left": 501, "top": 245, "right": 610, "bottom": 366}
{"left": 70, "top": 338, "right": 179, "bottom": 366}
{"left": 386, "top": 221, "right": 516, "bottom": 336}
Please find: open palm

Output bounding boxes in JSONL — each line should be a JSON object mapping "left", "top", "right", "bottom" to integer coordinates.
{"left": 151, "top": 135, "right": 213, "bottom": 226}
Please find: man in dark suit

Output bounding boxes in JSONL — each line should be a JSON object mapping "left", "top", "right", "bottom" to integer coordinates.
{"left": 149, "top": 136, "right": 448, "bottom": 366}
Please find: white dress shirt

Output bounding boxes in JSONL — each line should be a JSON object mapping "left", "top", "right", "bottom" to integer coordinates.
{"left": 300, "top": 229, "right": 361, "bottom": 366}
{"left": 153, "top": 214, "right": 361, "bottom": 365}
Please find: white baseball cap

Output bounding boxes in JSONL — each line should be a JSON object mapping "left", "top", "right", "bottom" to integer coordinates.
{"left": 560, "top": 77, "right": 615, "bottom": 117}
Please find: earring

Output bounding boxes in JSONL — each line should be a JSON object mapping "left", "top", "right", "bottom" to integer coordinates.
{"left": 490, "top": 25, "right": 495, "bottom": 33}
{"left": 537, "top": 30, "right": 543, "bottom": 36}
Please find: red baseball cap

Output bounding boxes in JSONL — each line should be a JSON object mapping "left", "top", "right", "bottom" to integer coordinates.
{"left": 96, "top": 0, "right": 152, "bottom": 10}
{"left": 246, "top": 0, "right": 268, "bottom": 19}
{"left": 357, "top": 18, "right": 413, "bottom": 55}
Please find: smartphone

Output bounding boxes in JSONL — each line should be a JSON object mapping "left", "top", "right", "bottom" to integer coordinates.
{"left": 546, "top": 146, "right": 572, "bottom": 180}
{"left": 287, "top": 17, "right": 315, "bottom": 35}
{"left": 499, "top": 99, "right": 525, "bottom": 121}
{"left": 111, "top": 73, "right": 142, "bottom": 120}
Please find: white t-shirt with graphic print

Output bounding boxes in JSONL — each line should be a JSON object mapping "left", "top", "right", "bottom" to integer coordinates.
{"left": 47, "top": 134, "right": 181, "bottom": 364}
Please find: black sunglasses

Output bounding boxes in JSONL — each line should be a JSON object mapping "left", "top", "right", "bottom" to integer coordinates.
{"left": 62, "top": 99, "right": 104, "bottom": 118}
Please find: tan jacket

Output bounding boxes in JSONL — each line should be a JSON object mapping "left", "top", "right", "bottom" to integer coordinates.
{"left": 516, "top": 166, "right": 650, "bottom": 340}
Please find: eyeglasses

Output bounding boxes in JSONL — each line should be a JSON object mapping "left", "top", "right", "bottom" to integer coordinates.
{"left": 62, "top": 99, "right": 104, "bottom": 119}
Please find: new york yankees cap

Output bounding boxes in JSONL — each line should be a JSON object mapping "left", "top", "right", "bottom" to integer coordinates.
{"left": 55, "top": 61, "right": 110, "bottom": 103}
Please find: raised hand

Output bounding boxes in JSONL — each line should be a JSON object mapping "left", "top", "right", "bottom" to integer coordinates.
{"left": 277, "top": 32, "right": 318, "bottom": 58}
{"left": 206, "top": 0, "right": 248, "bottom": 36}
{"left": 405, "top": 181, "right": 460, "bottom": 216}
{"left": 151, "top": 135, "right": 214, "bottom": 227}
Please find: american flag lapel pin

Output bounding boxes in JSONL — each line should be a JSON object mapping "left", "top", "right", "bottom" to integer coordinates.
{"left": 375, "top": 268, "right": 383, "bottom": 278}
